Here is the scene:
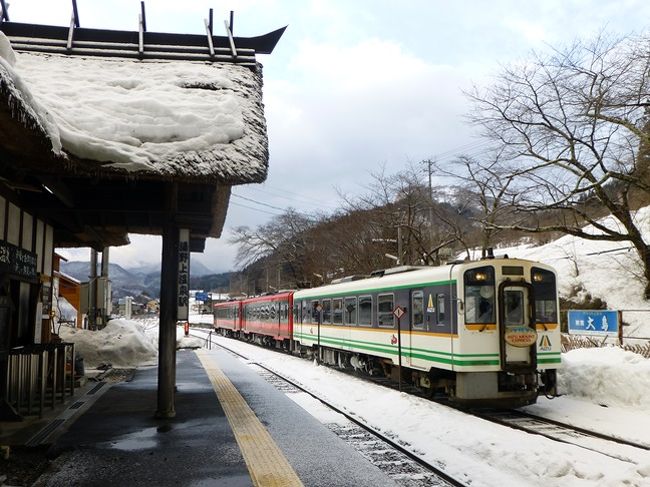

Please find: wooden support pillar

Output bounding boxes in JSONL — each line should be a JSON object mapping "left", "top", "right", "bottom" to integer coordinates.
{"left": 157, "top": 221, "right": 178, "bottom": 418}
{"left": 89, "top": 249, "right": 97, "bottom": 329}
{"left": 157, "top": 184, "right": 178, "bottom": 418}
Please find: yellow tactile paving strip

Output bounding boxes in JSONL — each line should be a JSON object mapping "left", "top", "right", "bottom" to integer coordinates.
{"left": 196, "top": 350, "right": 304, "bottom": 487}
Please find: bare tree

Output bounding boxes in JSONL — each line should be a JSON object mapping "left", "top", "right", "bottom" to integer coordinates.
{"left": 229, "top": 209, "right": 316, "bottom": 285}
{"left": 339, "top": 164, "right": 464, "bottom": 266}
{"left": 468, "top": 33, "right": 650, "bottom": 297}
{"left": 433, "top": 154, "right": 519, "bottom": 251}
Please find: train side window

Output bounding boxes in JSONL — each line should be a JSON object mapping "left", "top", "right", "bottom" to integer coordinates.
{"left": 310, "top": 300, "right": 319, "bottom": 324}
{"left": 412, "top": 291, "right": 424, "bottom": 329}
{"left": 305, "top": 300, "right": 311, "bottom": 324}
{"left": 333, "top": 298, "right": 343, "bottom": 324}
{"left": 269, "top": 304, "right": 276, "bottom": 320}
{"left": 358, "top": 295, "right": 372, "bottom": 326}
{"left": 344, "top": 297, "right": 357, "bottom": 325}
{"left": 436, "top": 294, "right": 446, "bottom": 324}
{"left": 377, "top": 293, "right": 395, "bottom": 328}
{"left": 322, "top": 299, "right": 332, "bottom": 324}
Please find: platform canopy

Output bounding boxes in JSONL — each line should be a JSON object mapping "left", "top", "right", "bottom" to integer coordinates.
{"left": 0, "top": 20, "right": 285, "bottom": 251}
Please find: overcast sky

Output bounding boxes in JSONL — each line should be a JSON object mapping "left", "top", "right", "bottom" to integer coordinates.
{"left": 12, "top": 0, "right": 650, "bottom": 273}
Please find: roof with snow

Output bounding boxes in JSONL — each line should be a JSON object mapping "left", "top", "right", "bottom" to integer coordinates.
{"left": 0, "top": 22, "right": 284, "bottom": 184}
{"left": 0, "top": 20, "right": 284, "bottom": 250}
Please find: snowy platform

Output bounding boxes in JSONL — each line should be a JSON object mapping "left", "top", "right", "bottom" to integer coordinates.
{"left": 34, "top": 349, "right": 398, "bottom": 486}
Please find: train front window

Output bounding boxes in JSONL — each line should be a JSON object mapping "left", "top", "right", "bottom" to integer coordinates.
{"left": 464, "top": 266, "right": 495, "bottom": 324}
{"left": 504, "top": 290, "right": 524, "bottom": 325}
{"left": 532, "top": 267, "right": 558, "bottom": 323}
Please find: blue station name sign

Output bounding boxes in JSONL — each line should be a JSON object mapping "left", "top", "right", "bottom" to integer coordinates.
{"left": 568, "top": 310, "right": 619, "bottom": 336}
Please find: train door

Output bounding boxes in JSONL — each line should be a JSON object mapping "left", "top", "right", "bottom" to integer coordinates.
{"left": 275, "top": 300, "right": 282, "bottom": 339}
{"left": 498, "top": 281, "right": 537, "bottom": 371}
{"left": 408, "top": 290, "right": 426, "bottom": 367}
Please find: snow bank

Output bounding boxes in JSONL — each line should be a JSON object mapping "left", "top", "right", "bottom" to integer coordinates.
{"left": 559, "top": 347, "right": 650, "bottom": 409}
{"left": 59, "top": 319, "right": 158, "bottom": 368}
{"left": 176, "top": 335, "right": 204, "bottom": 350}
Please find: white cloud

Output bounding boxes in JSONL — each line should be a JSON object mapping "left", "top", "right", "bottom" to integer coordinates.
{"left": 502, "top": 17, "right": 546, "bottom": 44}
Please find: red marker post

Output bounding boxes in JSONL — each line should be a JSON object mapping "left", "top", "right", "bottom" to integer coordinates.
{"left": 183, "top": 321, "right": 189, "bottom": 337}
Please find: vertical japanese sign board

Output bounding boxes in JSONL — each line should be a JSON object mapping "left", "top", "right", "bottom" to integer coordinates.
{"left": 177, "top": 229, "right": 190, "bottom": 321}
{"left": 568, "top": 310, "right": 619, "bottom": 336}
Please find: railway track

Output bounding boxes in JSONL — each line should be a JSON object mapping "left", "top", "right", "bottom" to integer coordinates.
{"left": 212, "top": 339, "right": 471, "bottom": 487}
{"left": 198, "top": 331, "right": 650, "bottom": 468}
{"left": 470, "top": 408, "right": 650, "bottom": 464}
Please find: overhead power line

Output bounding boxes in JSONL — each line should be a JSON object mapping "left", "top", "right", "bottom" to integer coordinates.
{"left": 247, "top": 185, "right": 339, "bottom": 210}
{"left": 231, "top": 193, "right": 287, "bottom": 212}
{"left": 229, "top": 201, "right": 282, "bottom": 216}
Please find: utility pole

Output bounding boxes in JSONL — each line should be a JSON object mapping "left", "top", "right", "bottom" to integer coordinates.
{"left": 421, "top": 157, "right": 436, "bottom": 264}
{"left": 397, "top": 225, "right": 403, "bottom": 266}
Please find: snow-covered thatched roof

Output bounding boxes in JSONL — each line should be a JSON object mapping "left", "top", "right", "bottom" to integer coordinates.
{"left": 0, "top": 31, "right": 269, "bottom": 184}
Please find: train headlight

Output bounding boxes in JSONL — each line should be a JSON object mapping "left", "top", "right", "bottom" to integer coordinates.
{"left": 533, "top": 273, "right": 544, "bottom": 282}
{"left": 474, "top": 271, "right": 488, "bottom": 281}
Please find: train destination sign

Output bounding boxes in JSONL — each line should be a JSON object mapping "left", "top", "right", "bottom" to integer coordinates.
{"left": 568, "top": 310, "right": 619, "bottom": 336}
{"left": 504, "top": 325, "right": 537, "bottom": 347}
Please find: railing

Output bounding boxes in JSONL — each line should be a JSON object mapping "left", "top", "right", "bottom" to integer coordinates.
{"left": 562, "top": 334, "right": 650, "bottom": 358}
{"left": 4, "top": 342, "right": 75, "bottom": 419}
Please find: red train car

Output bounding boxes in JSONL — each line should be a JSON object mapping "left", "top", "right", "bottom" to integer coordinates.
{"left": 240, "top": 292, "right": 294, "bottom": 348}
{"left": 213, "top": 300, "right": 242, "bottom": 335}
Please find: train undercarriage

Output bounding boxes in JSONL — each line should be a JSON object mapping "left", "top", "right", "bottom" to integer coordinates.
{"left": 311, "top": 344, "right": 557, "bottom": 408}
{"left": 214, "top": 329, "right": 557, "bottom": 408}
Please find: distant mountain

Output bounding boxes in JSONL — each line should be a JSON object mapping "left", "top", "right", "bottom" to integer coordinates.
{"left": 190, "top": 272, "right": 232, "bottom": 292}
{"left": 126, "top": 259, "right": 215, "bottom": 277}
{"left": 61, "top": 260, "right": 227, "bottom": 300}
{"left": 188, "top": 260, "right": 216, "bottom": 277}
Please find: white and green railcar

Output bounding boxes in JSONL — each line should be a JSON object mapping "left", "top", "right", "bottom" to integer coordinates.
{"left": 292, "top": 258, "right": 561, "bottom": 407}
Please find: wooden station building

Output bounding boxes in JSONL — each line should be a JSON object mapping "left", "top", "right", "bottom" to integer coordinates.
{"left": 0, "top": 7, "right": 284, "bottom": 419}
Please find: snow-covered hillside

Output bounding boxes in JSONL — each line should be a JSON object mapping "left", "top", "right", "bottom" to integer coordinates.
{"left": 489, "top": 206, "right": 650, "bottom": 339}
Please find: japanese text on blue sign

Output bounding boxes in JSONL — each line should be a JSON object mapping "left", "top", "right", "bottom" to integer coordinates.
{"left": 568, "top": 310, "right": 619, "bottom": 336}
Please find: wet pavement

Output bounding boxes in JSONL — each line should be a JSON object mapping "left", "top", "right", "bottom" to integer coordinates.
{"left": 34, "top": 349, "right": 396, "bottom": 486}
{"left": 36, "top": 351, "right": 250, "bottom": 486}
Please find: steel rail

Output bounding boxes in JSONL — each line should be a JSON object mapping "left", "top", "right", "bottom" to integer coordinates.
{"left": 211, "top": 339, "right": 470, "bottom": 487}
{"left": 469, "top": 408, "right": 650, "bottom": 463}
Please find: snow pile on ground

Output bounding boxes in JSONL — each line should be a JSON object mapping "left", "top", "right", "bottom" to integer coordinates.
{"left": 176, "top": 329, "right": 204, "bottom": 350}
{"left": 59, "top": 319, "right": 158, "bottom": 368}
{"left": 558, "top": 347, "right": 650, "bottom": 408}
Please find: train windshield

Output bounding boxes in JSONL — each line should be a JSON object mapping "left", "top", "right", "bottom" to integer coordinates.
{"left": 464, "top": 266, "right": 496, "bottom": 324}
{"left": 504, "top": 290, "right": 524, "bottom": 325}
{"left": 532, "top": 267, "right": 558, "bottom": 323}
